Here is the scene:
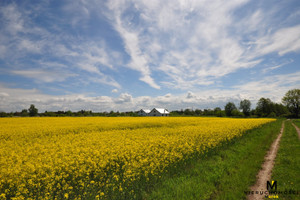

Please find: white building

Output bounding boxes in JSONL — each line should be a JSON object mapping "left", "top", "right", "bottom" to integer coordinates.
{"left": 148, "top": 108, "right": 169, "bottom": 117}
{"left": 138, "top": 109, "right": 151, "bottom": 116}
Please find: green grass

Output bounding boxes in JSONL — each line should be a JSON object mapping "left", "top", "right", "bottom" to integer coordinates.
{"left": 142, "top": 119, "right": 283, "bottom": 200}
{"left": 293, "top": 119, "right": 300, "bottom": 129}
{"left": 271, "top": 120, "right": 300, "bottom": 200}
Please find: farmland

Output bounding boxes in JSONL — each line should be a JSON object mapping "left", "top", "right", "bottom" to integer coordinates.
{"left": 0, "top": 117, "right": 275, "bottom": 199}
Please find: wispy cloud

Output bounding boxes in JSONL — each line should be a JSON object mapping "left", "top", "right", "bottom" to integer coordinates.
{"left": 11, "top": 69, "right": 77, "bottom": 83}
{"left": 0, "top": 2, "right": 121, "bottom": 88}
{"left": 106, "top": 0, "right": 160, "bottom": 89}
{"left": 256, "top": 25, "right": 300, "bottom": 56}
{"left": 102, "top": 0, "right": 300, "bottom": 90}
{"left": 262, "top": 59, "right": 293, "bottom": 74}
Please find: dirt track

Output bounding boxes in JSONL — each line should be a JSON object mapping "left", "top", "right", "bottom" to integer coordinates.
{"left": 248, "top": 122, "right": 284, "bottom": 200}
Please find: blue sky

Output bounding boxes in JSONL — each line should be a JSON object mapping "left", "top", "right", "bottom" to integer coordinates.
{"left": 0, "top": 0, "right": 300, "bottom": 112}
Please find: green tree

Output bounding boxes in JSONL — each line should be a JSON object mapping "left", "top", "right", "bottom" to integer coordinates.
{"left": 195, "top": 109, "right": 203, "bottom": 116}
{"left": 28, "top": 104, "right": 38, "bottom": 116}
{"left": 231, "top": 109, "right": 244, "bottom": 117}
{"left": 282, "top": 89, "right": 300, "bottom": 118}
{"left": 239, "top": 99, "right": 251, "bottom": 116}
{"left": 214, "top": 107, "right": 221, "bottom": 113}
{"left": 256, "top": 98, "right": 274, "bottom": 117}
{"left": 216, "top": 110, "right": 226, "bottom": 117}
{"left": 225, "top": 102, "right": 237, "bottom": 116}
{"left": 21, "top": 109, "right": 29, "bottom": 117}
{"left": 273, "top": 103, "right": 289, "bottom": 117}
{"left": 184, "top": 109, "right": 193, "bottom": 116}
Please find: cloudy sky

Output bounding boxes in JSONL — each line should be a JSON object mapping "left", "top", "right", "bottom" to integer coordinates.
{"left": 1, "top": 0, "right": 300, "bottom": 112}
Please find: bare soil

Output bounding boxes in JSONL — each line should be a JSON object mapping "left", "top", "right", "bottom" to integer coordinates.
{"left": 247, "top": 122, "right": 284, "bottom": 200}
{"left": 292, "top": 122, "right": 300, "bottom": 139}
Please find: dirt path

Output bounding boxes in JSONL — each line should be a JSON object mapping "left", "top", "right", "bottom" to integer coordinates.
{"left": 248, "top": 122, "right": 284, "bottom": 200}
{"left": 291, "top": 122, "right": 300, "bottom": 139}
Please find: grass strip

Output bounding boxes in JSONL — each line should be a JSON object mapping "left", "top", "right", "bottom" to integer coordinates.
{"left": 143, "top": 119, "right": 283, "bottom": 200}
{"left": 271, "top": 120, "right": 300, "bottom": 200}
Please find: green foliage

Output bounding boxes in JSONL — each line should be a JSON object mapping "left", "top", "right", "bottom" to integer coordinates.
{"left": 0, "top": 112, "right": 9, "bottom": 117}
{"left": 239, "top": 99, "right": 251, "bottom": 116}
{"left": 28, "top": 104, "right": 38, "bottom": 117}
{"left": 224, "top": 102, "right": 237, "bottom": 116}
{"left": 231, "top": 109, "right": 244, "bottom": 117}
{"left": 268, "top": 112, "right": 276, "bottom": 118}
{"left": 21, "top": 109, "right": 29, "bottom": 117}
{"left": 256, "top": 98, "right": 289, "bottom": 117}
{"left": 256, "top": 98, "right": 273, "bottom": 117}
{"left": 282, "top": 89, "right": 300, "bottom": 118}
{"left": 215, "top": 110, "right": 226, "bottom": 117}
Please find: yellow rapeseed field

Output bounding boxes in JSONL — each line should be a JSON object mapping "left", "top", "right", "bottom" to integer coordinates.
{"left": 0, "top": 117, "right": 275, "bottom": 199}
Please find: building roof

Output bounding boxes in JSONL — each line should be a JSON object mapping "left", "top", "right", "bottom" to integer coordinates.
{"left": 152, "top": 108, "right": 169, "bottom": 114}
{"left": 140, "top": 109, "right": 151, "bottom": 113}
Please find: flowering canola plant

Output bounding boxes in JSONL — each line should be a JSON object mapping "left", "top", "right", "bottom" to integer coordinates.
{"left": 0, "top": 117, "right": 275, "bottom": 199}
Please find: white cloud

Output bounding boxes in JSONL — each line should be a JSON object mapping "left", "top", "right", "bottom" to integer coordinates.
{"left": 262, "top": 59, "right": 293, "bottom": 74}
{"left": 233, "top": 71, "right": 300, "bottom": 102}
{"left": 1, "top": 69, "right": 299, "bottom": 112}
{"left": 0, "top": 3, "right": 25, "bottom": 35}
{"left": 258, "top": 25, "right": 300, "bottom": 56}
{"left": 104, "top": 0, "right": 262, "bottom": 90}
{"left": 106, "top": 3, "right": 160, "bottom": 89}
{"left": 111, "top": 89, "right": 118, "bottom": 93}
{"left": 114, "top": 93, "right": 133, "bottom": 104}
{"left": 0, "top": 2, "right": 122, "bottom": 89}
{"left": 186, "top": 91, "right": 196, "bottom": 99}
{"left": 11, "top": 69, "right": 77, "bottom": 83}
{"left": 102, "top": 0, "right": 300, "bottom": 91}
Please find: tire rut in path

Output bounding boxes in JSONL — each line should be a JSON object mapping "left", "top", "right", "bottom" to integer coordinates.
{"left": 247, "top": 121, "right": 284, "bottom": 200}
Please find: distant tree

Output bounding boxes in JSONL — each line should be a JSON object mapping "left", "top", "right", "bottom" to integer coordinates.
{"left": 225, "top": 102, "right": 237, "bottom": 116}
{"left": 214, "top": 107, "right": 221, "bottom": 113}
{"left": 239, "top": 99, "right": 251, "bottom": 116}
{"left": 21, "top": 109, "right": 29, "bottom": 117}
{"left": 282, "top": 89, "right": 300, "bottom": 118}
{"left": 0, "top": 112, "right": 8, "bottom": 117}
{"left": 109, "top": 110, "right": 117, "bottom": 117}
{"left": 44, "top": 111, "right": 56, "bottom": 117}
{"left": 250, "top": 109, "right": 256, "bottom": 116}
{"left": 203, "top": 109, "right": 214, "bottom": 116}
{"left": 28, "top": 104, "right": 38, "bottom": 116}
{"left": 184, "top": 109, "right": 193, "bottom": 116}
{"left": 195, "top": 109, "right": 203, "bottom": 116}
{"left": 273, "top": 103, "right": 289, "bottom": 117}
{"left": 213, "top": 107, "right": 222, "bottom": 117}
{"left": 231, "top": 109, "right": 244, "bottom": 117}
{"left": 66, "top": 110, "right": 73, "bottom": 116}
{"left": 256, "top": 98, "right": 274, "bottom": 117}
{"left": 268, "top": 112, "right": 276, "bottom": 118}
{"left": 216, "top": 110, "right": 226, "bottom": 117}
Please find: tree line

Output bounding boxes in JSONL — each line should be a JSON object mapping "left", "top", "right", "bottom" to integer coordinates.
{"left": 171, "top": 89, "right": 300, "bottom": 118}
{"left": 171, "top": 98, "right": 289, "bottom": 118}
{"left": 0, "top": 89, "right": 299, "bottom": 118}
{"left": 0, "top": 106, "right": 138, "bottom": 117}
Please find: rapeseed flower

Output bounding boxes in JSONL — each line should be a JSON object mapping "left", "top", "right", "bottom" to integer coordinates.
{"left": 0, "top": 117, "right": 275, "bottom": 199}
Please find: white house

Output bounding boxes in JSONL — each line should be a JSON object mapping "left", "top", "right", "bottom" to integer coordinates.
{"left": 148, "top": 108, "right": 169, "bottom": 117}
{"left": 138, "top": 109, "right": 151, "bottom": 116}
